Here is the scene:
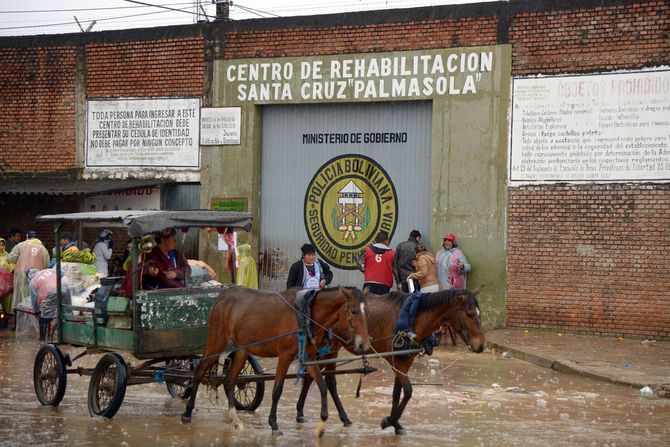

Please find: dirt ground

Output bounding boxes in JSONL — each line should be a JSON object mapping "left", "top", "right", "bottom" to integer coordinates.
{"left": 1, "top": 331, "right": 668, "bottom": 446}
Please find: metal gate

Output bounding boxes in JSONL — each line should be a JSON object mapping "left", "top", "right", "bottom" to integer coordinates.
{"left": 260, "top": 101, "right": 432, "bottom": 291}
{"left": 163, "top": 183, "right": 200, "bottom": 259}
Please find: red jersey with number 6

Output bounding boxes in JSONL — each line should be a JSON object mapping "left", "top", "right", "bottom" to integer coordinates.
{"left": 361, "top": 244, "right": 396, "bottom": 287}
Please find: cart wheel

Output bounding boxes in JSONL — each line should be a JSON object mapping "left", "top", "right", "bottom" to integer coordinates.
{"left": 87, "top": 353, "right": 128, "bottom": 418}
{"left": 165, "top": 358, "right": 194, "bottom": 399}
{"left": 226, "top": 352, "right": 265, "bottom": 412}
{"left": 33, "top": 344, "right": 67, "bottom": 406}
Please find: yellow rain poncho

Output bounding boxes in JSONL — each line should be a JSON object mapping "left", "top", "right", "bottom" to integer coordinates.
{"left": 0, "top": 238, "right": 15, "bottom": 313}
{"left": 236, "top": 243, "right": 258, "bottom": 289}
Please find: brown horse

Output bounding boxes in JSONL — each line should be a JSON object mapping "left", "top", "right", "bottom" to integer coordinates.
{"left": 296, "top": 287, "right": 486, "bottom": 434}
{"left": 181, "top": 286, "right": 371, "bottom": 436}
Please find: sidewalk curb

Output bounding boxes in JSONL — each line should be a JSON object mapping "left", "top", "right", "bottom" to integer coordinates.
{"left": 487, "top": 341, "right": 648, "bottom": 390}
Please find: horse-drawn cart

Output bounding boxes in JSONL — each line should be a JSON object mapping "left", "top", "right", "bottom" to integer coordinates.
{"left": 32, "top": 210, "right": 266, "bottom": 418}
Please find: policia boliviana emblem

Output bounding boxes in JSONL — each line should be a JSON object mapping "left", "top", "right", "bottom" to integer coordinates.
{"left": 304, "top": 154, "right": 398, "bottom": 270}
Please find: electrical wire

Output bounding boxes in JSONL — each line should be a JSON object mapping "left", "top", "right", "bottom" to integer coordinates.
{"left": 0, "top": 2, "right": 192, "bottom": 14}
{"left": 0, "top": 9, "right": 174, "bottom": 31}
{"left": 231, "top": 3, "right": 281, "bottom": 18}
{"left": 0, "top": 1, "right": 216, "bottom": 33}
{"left": 122, "top": 0, "right": 214, "bottom": 19}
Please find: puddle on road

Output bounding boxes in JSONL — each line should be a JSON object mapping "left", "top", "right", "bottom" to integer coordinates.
{"left": 0, "top": 332, "right": 667, "bottom": 446}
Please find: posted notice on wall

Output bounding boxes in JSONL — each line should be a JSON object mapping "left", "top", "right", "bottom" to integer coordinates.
{"left": 86, "top": 97, "right": 200, "bottom": 167}
{"left": 510, "top": 70, "right": 670, "bottom": 183}
{"left": 200, "top": 107, "right": 241, "bottom": 145}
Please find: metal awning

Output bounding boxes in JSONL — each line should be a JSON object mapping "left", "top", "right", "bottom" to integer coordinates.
{"left": 0, "top": 177, "right": 169, "bottom": 196}
{"left": 36, "top": 210, "right": 253, "bottom": 236}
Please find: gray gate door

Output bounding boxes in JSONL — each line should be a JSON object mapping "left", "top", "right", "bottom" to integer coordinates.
{"left": 163, "top": 183, "right": 200, "bottom": 259}
{"left": 260, "top": 101, "right": 432, "bottom": 291}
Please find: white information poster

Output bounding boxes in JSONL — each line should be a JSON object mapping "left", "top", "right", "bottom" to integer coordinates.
{"left": 510, "top": 70, "right": 670, "bottom": 183}
{"left": 86, "top": 97, "right": 200, "bottom": 167}
{"left": 200, "top": 107, "right": 241, "bottom": 145}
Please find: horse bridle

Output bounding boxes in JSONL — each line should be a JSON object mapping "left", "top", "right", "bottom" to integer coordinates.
{"left": 344, "top": 293, "right": 356, "bottom": 340}
{"left": 454, "top": 302, "right": 481, "bottom": 347}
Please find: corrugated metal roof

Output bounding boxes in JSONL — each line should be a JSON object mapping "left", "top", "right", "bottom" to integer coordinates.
{"left": 0, "top": 177, "right": 169, "bottom": 195}
{"left": 36, "top": 210, "right": 253, "bottom": 236}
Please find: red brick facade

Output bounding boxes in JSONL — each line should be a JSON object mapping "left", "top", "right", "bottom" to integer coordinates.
{"left": 507, "top": 185, "right": 670, "bottom": 338}
{"left": 510, "top": 2, "right": 670, "bottom": 75}
{"left": 223, "top": 17, "right": 498, "bottom": 58}
{"left": 1, "top": 0, "right": 668, "bottom": 337}
{"left": 0, "top": 46, "right": 77, "bottom": 172}
{"left": 86, "top": 38, "right": 205, "bottom": 97}
{"left": 506, "top": 1, "right": 670, "bottom": 338}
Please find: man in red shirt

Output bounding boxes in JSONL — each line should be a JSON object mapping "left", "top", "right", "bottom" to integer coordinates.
{"left": 356, "top": 231, "right": 396, "bottom": 294}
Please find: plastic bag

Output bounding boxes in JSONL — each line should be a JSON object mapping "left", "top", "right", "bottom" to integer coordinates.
{"left": 62, "top": 262, "right": 97, "bottom": 277}
{"left": 0, "top": 266, "right": 12, "bottom": 299}
{"left": 15, "top": 310, "right": 39, "bottom": 337}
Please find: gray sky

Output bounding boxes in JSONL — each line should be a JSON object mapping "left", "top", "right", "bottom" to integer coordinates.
{"left": 0, "top": 0, "right": 494, "bottom": 37}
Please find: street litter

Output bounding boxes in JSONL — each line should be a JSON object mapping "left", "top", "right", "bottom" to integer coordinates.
{"left": 639, "top": 386, "right": 655, "bottom": 398}
{"left": 505, "top": 387, "right": 531, "bottom": 395}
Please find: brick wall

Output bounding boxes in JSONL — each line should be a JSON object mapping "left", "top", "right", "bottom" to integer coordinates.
{"left": 0, "top": 33, "right": 205, "bottom": 174}
{"left": 0, "top": 46, "right": 77, "bottom": 172}
{"left": 505, "top": 1, "right": 670, "bottom": 338}
{"left": 509, "top": 1, "right": 670, "bottom": 75}
{"left": 224, "top": 17, "right": 498, "bottom": 58}
{"left": 507, "top": 185, "right": 670, "bottom": 338}
{"left": 87, "top": 37, "right": 205, "bottom": 97}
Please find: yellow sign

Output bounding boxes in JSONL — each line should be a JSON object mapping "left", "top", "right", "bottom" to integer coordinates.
{"left": 304, "top": 154, "right": 398, "bottom": 269}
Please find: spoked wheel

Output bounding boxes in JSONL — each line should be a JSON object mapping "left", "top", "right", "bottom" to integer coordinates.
{"left": 33, "top": 344, "right": 67, "bottom": 406}
{"left": 87, "top": 353, "right": 128, "bottom": 418}
{"left": 165, "top": 358, "right": 194, "bottom": 399}
{"left": 227, "top": 352, "right": 265, "bottom": 412}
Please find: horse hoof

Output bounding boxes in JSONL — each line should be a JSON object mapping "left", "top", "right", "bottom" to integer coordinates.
{"left": 342, "top": 419, "right": 352, "bottom": 427}
{"left": 233, "top": 422, "right": 244, "bottom": 431}
{"left": 181, "top": 415, "right": 191, "bottom": 424}
{"left": 272, "top": 429, "right": 283, "bottom": 436}
{"left": 395, "top": 427, "right": 406, "bottom": 435}
{"left": 296, "top": 416, "right": 307, "bottom": 423}
{"left": 380, "top": 417, "right": 391, "bottom": 430}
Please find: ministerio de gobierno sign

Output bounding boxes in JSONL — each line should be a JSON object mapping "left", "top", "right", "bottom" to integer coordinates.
{"left": 304, "top": 154, "right": 398, "bottom": 270}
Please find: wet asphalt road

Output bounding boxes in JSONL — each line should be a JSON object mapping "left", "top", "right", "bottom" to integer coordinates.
{"left": 0, "top": 331, "right": 668, "bottom": 447}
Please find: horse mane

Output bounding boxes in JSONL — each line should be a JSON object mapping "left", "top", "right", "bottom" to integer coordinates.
{"left": 417, "top": 288, "right": 480, "bottom": 312}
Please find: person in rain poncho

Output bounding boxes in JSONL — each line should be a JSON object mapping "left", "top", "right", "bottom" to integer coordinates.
{"left": 236, "top": 243, "right": 258, "bottom": 289}
{"left": 435, "top": 232, "right": 471, "bottom": 290}
{"left": 8, "top": 231, "right": 50, "bottom": 315}
{"left": 27, "top": 268, "right": 71, "bottom": 341}
{"left": 0, "top": 238, "right": 15, "bottom": 313}
{"left": 92, "top": 229, "right": 113, "bottom": 276}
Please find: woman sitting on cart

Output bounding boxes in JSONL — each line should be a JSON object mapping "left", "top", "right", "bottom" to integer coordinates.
{"left": 120, "top": 228, "right": 191, "bottom": 296}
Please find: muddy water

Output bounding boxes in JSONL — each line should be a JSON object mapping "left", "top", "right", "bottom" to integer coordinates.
{"left": 0, "top": 331, "right": 667, "bottom": 446}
